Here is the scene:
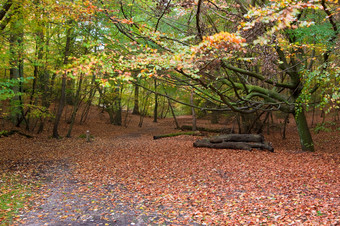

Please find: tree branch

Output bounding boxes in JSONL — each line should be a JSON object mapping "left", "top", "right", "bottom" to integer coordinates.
{"left": 196, "top": 0, "right": 203, "bottom": 41}
{"left": 221, "top": 61, "right": 296, "bottom": 89}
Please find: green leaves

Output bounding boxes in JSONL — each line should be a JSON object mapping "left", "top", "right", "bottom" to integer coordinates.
{"left": 0, "top": 77, "right": 33, "bottom": 101}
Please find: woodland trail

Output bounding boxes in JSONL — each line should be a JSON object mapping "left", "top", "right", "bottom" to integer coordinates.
{"left": 1, "top": 110, "right": 339, "bottom": 225}
{"left": 18, "top": 159, "right": 148, "bottom": 226}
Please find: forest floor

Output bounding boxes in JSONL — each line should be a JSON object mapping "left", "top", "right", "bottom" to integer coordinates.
{"left": 0, "top": 107, "right": 339, "bottom": 225}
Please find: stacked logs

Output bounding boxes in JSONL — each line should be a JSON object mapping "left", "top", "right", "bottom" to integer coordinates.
{"left": 193, "top": 134, "right": 274, "bottom": 152}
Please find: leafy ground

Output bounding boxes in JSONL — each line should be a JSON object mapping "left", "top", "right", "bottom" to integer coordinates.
{"left": 0, "top": 108, "right": 339, "bottom": 225}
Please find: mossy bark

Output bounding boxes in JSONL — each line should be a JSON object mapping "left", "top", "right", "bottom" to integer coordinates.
{"left": 294, "top": 109, "right": 314, "bottom": 152}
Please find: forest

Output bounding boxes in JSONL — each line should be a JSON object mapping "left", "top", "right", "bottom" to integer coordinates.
{"left": 0, "top": 0, "right": 339, "bottom": 225}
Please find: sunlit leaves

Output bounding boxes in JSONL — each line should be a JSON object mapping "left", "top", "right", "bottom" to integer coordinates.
{"left": 241, "top": 0, "right": 322, "bottom": 45}
{"left": 195, "top": 32, "right": 246, "bottom": 52}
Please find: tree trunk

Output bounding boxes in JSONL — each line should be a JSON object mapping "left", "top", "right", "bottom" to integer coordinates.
{"left": 66, "top": 76, "right": 83, "bottom": 137}
{"left": 282, "top": 113, "right": 289, "bottom": 139}
{"left": 294, "top": 109, "right": 314, "bottom": 151}
{"left": 64, "top": 21, "right": 75, "bottom": 105}
{"left": 191, "top": 89, "right": 197, "bottom": 131}
{"left": 153, "top": 79, "right": 158, "bottom": 123}
{"left": 52, "top": 24, "right": 72, "bottom": 138}
{"left": 80, "top": 75, "right": 96, "bottom": 124}
{"left": 9, "top": 16, "right": 24, "bottom": 126}
{"left": 113, "top": 104, "right": 122, "bottom": 125}
{"left": 168, "top": 98, "right": 180, "bottom": 129}
{"left": 112, "top": 87, "right": 122, "bottom": 125}
{"left": 52, "top": 75, "right": 66, "bottom": 138}
{"left": 0, "top": 0, "right": 13, "bottom": 31}
{"left": 132, "top": 82, "right": 139, "bottom": 115}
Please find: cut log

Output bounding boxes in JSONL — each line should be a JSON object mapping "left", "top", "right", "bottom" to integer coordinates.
{"left": 209, "top": 134, "right": 264, "bottom": 143}
{"left": 249, "top": 142, "right": 274, "bottom": 152}
{"left": 194, "top": 139, "right": 252, "bottom": 151}
{"left": 181, "top": 125, "right": 232, "bottom": 134}
{"left": 153, "top": 131, "right": 201, "bottom": 140}
{"left": 193, "top": 134, "right": 274, "bottom": 152}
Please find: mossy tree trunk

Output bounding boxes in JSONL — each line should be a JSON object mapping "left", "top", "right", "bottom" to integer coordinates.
{"left": 293, "top": 109, "right": 314, "bottom": 152}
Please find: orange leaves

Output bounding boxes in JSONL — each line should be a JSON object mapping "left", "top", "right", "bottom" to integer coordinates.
{"left": 189, "top": 32, "right": 247, "bottom": 65}
{"left": 200, "top": 32, "right": 246, "bottom": 51}
{"left": 203, "top": 32, "right": 246, "bottom": 46}
{"left": 120, "top": 18, "right": 134, "bottom": 24}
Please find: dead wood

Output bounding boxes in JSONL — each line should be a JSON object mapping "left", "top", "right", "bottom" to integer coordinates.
{"left": 0, "top": 129, "right": 33, "bottom": 138}
{"left": 193, "top": 139, "right": 252, "bottom": 150}
{"left": 249, "top": 142, "right": 274, "bottom": 152}
{"left": 194, "top": 134, "right": 274, "bottom": 152}
{"left": 181, "top": 125, "right": 232, "bottom": 134}
{"left": 209, "top": 134, "right": 264, "bottom": 143}
{"left": 153, "top": 131, "right": 201, "bottom": 140}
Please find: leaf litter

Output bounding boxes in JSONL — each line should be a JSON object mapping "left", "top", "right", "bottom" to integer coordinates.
{"left": 0, "top": 109, "right": 339, "bottom": 225}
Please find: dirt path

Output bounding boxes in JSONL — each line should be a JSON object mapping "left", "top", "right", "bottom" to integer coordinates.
{"left": 19, "top": 159, "right": 149, "bottom": 226}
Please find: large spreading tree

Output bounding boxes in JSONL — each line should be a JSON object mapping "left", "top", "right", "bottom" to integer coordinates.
{"left": 103, "top": 0, "right": 339, "bottom": 151}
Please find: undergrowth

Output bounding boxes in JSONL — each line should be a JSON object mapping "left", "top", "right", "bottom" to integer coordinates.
{"left": 313, "top": 121, "right": 338, "bottom": 134}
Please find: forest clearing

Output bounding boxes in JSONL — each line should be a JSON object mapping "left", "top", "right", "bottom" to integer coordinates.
{"left": 0, "top": 107, "right": 339, "bottom": 225}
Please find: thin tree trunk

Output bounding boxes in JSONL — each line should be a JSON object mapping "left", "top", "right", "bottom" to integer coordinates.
{"left": 191, "top": 89, "right": 197, "bottom": 131}
{"left": 53, "top": 75, "right": 66, "bottom": 138}
{"left": 66, "top": 76, "right": 83, "bottom": 137}
{"left": 52, "top": 24, "right": 72, "bottom": 138}
{"left": 168, "top": 98, "right": 180, "bottom": 129}
{"left": 15, "top": 49, "right": 25, "bottom": 127}
{"left": 282, "top": 113, "right": 289, "bottom": 139}
{"left": 132, "top": 82, "right": 139, "bottom": 115}
{"left": 9, "top": 7, "right": 24, "bottom": 126}
{"left": 53, "top": 72, "right": 69, "bottom": 137}
{"left": 80, "top": 75, "right": 96, "bottom": 124}
{"left": 153, "top": 79, "right": 158, "bottom": 123}
{"left": 112, "top": 86, "right": 122, "bottom": 125}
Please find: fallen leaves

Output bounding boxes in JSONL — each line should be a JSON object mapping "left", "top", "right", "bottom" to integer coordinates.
{"left": 0, "top": 111, "right": 339, "bottom": 225}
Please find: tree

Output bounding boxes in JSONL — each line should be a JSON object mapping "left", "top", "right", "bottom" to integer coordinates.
{"left": 104, "top": 0, "right": 339, "bottom": 151}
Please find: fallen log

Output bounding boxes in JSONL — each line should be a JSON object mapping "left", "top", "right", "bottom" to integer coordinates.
{"left": 180, "top": 125, "right": 232, "bottom": 134}
{"left": 209, "top": 134, "right": 264, "bottom": 143}
{"left": 194, "top": 139, "right": 252, "bottom": 151}
{"left": 0, "top": 130, "right": 33, "bottom": 138}
{"left": 250, "top": 142, "right": 274, "bottom": 152}
{"left": 153, "top": 131, "right": 201, "bottom": 140}
{"left": 193, "top": 134, "right": 274, "bottom": 152}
